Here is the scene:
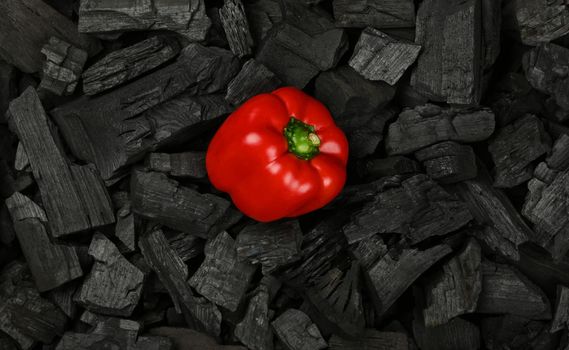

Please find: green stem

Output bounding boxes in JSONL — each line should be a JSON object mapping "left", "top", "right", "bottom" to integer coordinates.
{"left": 283, "top": 117, "right": 321, "bottom": 160}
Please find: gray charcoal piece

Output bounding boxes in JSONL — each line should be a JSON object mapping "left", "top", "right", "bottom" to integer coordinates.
{"left": 219, "top": 0, "right": 254, "bottom": 57}
{"left": 235, "top": 285, "right": 273, "bottom": 350}
{"left": 8, "top": 88, "right": 115, "bottom": 238}
{"left": 225, "top": 59, "right": 282, "bottom": 106}
{"left": 39, "top": 37, "right": 87, "bottom": 96}
{"left": 146, "top": 152, "right": 207, "bottom": 179}
{"left": 245, "top": 0, "right": 282, "bottom": 44}
{"left": 167, "top": 231, "right": 204, "bottom": 262}
{"left": 272, "top": 309, "right": 327, "bottom": 350}
{"left": 75, "top": 233, "right": 144, "bottom": 317}
{"left": 333, "top": 0, "right": 415, "bottom": 29}
{"left": 357, "top": 156, "right": 421, "bottom": 181}
{"left": 329, "top": 330, "right": 408, "bottom": 350}
{"left": 190, "top": 231, "right": 256, "bottom": 312}
{"left": 349, "top": 27, "right": 421, "bottom": 85}
{"left": 415, "top": 141, "right": 477, "bottom": 184}
{"left": 5, "top": 192, "right": 82, "bottom": 292}
{"left": 513, "top": 0, "right": 569, "bottom": 46}
{"left": 82, "top": 36, "right": 180, "bottom": 95}
{"left": 551, "top": 285, "right": 569, "bottom": 333}
{"left": 413, "top": 317, "right": 480, "bottom": 350}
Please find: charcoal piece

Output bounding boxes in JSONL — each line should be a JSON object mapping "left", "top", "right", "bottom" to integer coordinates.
{"left": 225, "top": 59, "right": 282, "bottom": 106}
{"left": 415, "top": 141, "right": 477, "bottom": 184}
{"left": 140, "top": 228, "right": 222, "bottom": 337}
{"left": 481, "top": 315, "right": 557, "bottom": 350}
{"left": 365, "top": 245, "right": 451, "bottom": 318}
{"left": 190, "top": 231, "right": 256, "bottom": 312}
{"left": 0, "top": 0, "right": 100, "bottom": 73}
{"left": 305, "top": 262, "right": 365, "bottom": 338}
{"left": 78, "top": 0, "right": 211, "bottom": 41}
{"left": 146, "top": 152, "right": 207, "bottom": 179}
{"left": 329, "top": 330, "right": 408, "bottom": 350}
{"left": 48, "top": 282, "right": 79, "bottom": 319}
{"left": 131, "top": 170, "right": 231, "bottom": 239}
{"left": 411, "top": 0, "right": 483, "bottom": 104}
{"left": 357, "top": 156, "right": 420, "bottom": 181}
{"left": 386, "top": 104, "right": 495, "bottom": 155}
{"left": 482, "top": 0, "right": 501, "bottom": 70}
{"left": 235, "top": 285, "right": 273, "bottom": 350}
{"left": 8, "top": 88, "right": 115, "bottom": 238}
{"left": 524, "top": 44, "right": 569, "bottom": 114}
{"left": 5, "top": 192, "right": 82, "bottom": 292}
{"left": 477, "top": 260, "right": 551, "bottom": 319}
{"left": 349, "top": 27, "right": 421, "bottom": 85}
{"left": 114, "top": 200, "right": 135, "bottom": 253}
{"left": 513, "top": 0, "right": 569, "bottom": 45}
{"left": 343, "top": 174, "right": 472, "bottom": 245}
{"left": 219, "top": 0, "right": 253, "bottom": 57}
{"left": 167, "top": 232, "right": 204, "bottom": 262}
{"left": 422, "top": 239, "right": 482, "bottom": 327}
{"left": 489, "top": 114, "right": 551, "bottom": 188}
{"left": 245, "top": 0, "right": 282, "bottom": 43}
{"left": 349, "top": 234, "right": 388, "bottom": 269}
{"left": 75, "top": 233, "right": 143, "bottom": 317}
{"left": 82, "top": 36, "right": 180, "bottom": 95}
{"left": 150, "top": 327, "right": 246, "bottom": 350}
{"left": 0, "top": 261, "right": 67, "bottom": 350}
{"left": 551, "top": 285, "right": 569, "bottom": 332}
{"left": 39, "top": 37, "right": 87, "bottom": 96}
{"left": 51, "top": 44, "right": 239, "bottom": 182}
{"left": 14, "top": 143, "right": 29, "bottom": 172}
{"left": 413, "top": 317, "right": 480, "bottom": 350}
{"left": 0, "top": 60, "right": 18, "bottom": 124}
{"left": 236, "top": 220, "right": 302, "bottom": 274}
{"left": 333, "top": 0, "right": 415, "bottom": 28}
{"left": 272, "top": 309, "right": 327, "bottom": 350}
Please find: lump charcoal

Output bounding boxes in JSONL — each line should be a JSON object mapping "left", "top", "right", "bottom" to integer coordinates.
{"left": 219, "top": 0, "right": 254, "bottom": 57}
{"left": 14, "top": 143, "right": 29, "bottom": 172}
{"left": 245, "top": 0, "right": 282, "bottom": 44}
{"left": 149, "top": 327, "right": 246, "bottom": 350}
{"left": 189, "top": 231, "right": 256, "bottom": 312}
{"left": 8, "top": 88, "right": 114, "bottom": 238}
{"left": 39, "top": 37, "right": 87, "bottom": 96}
{"left": 413, "top": 317, "right": 480, "bottom": 350}
{"left": 551, "top": 285, "right": 569, "bottom": 333}
{"left": 349, "top": 27, "right": 421, "bottom": 85}
{"left": 415, "top": 141, "right": 477, "bottom": 184}
{"left": 114, "top": 198, "right": 136, "bottom": 254}
{"left": 481, "top": 315, "right": 558, "bottom": 350}
{"left": 82, "top": 36, "right": 180, "bottom": 95}
{"left": 0, "top": 60, "right": 19, "bottom": 124}
{"left": 131, "top": 170, "right": 232, "bottom": 239}
{"left": 236, "top": 220, "right": 302, "bottom": 274}
{"left": 357, "top": 156, "right": 421, "bottom": 181}
{"left": 349, "top": 234, "right": 388, "bottom": 269}
{"left": 386, "top": 104, "right": 495, "bottom": 155}
{"left": 166, "top": 231, "right": 204, "bottom": 262}
{"left": 0, "top": 0, "right": 100, "bottom": 73}
{"left": 234, "top": 285, "right": 273, "bottom": 350}
{"left": 329, "top": 330, "right": 408, "bottom": 350}
{"left": 272, "top": 309, "right": 327, "bottom": 350}
{"left": 51, "top": 44, "right": 239, "bottom": 182}
{"left": 513, "top": 0, "right": 569, "bottom": 46}
{"left": 333, "top": 0, "right": 415, "bottom": 29}
{"left": 5, "top": 192, "right": 82, "bottom": 292}
{"left": 146, "top": 152, "right": 207, "bottom": 180}
{"left": 78, "top": 0, "right": 211, "bottom": 41}
{"left": 225, "top": 59, "right": 282, "bottom": 106}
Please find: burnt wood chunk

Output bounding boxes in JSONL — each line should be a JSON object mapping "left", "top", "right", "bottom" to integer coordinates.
{"left": 147, "top": 152, "right": 207, "bottom": 180}
{"left": 149, "top": 327, "right": 247, "bottom": 350}
{"left": 219, "top": 0, "right": 254, "bottom": 57}
{"left": 225, "top": 59, "right": 281, "bottom": 106}
{"left": 78, "top": 0, "right": 211, "bottom": 41}
{"left": 422, "top": 239, "right": 482, "bottom": 327}
{"left": 386, "top": 104, "right": 495, "bottom": 155}
{"left": 190, "top": 231, "right": 256, "bottom": 312}
{"left": 166, "top": 231, "right": 204, "bottom": 262}
{"left": 234, "top": 285, "right": 273, "bottom": 350}
{"left": 131, "top": 170, "right": 231, "bottom": 239}
{"left": 5, "top": 192, "right": 82, "bottom": 292}
{"left": 0, "top": 261, "right": 67, "bottom": 350}
{"left": 8, "top": 88, "right": 115, "bottom": 238}
{"left": 48, "top": 282, "right": 79, "bottom": 319}
{"left": 82, "top": 36, "right": 180, "bottom": 96}
{"left": 139, "top": 228, "right": 222, "bottom": 337}
{"left": 415, "top": 141, "right": 477, "bottom": 184}
{"left": 349, "top": 27, "right": 421, "bottom": 85}
{"left": 413, "top": 317, "right": 480, "bottom": 350}
{"left": 114, "top": 197, "right": 136, "bottom": 253}
{"left": 75, "top": 233, "right": 144, "bottom": 317}
{"left": 489, "top": 114, "right": 550, "bottom": 188}
{"left": 0, "top": 60, "right": 18, "bottom": 124}
{"left": 477, "top": 260, "right": 551, "bottom": 319}
{"left": 357, "top": 156, "right": 420, "bottom": 181}
{"left": 329, "top": 330, "right": 408, "bottom": 350}
{"left": 349, "top": 234, "right": 388, "bottom": 269}
{"left": 0, "top": 0, "right": 100, "bottom": 73}
{"left": 365, "top": 244, "right": 452, "bottom": 318}
{"left": 236, "top": 220, "right": 302, "bottom": 274}
{"left": 411, "top": 0, "right": 484, "bottom": 104}
{"left": 39, "top": 37, "right": 87, "bottom": 96}
{"left": 333, "top": 0, "right": 415, "bottom": 29}
{"left": 51, "top": 44, "right": 239, "bottom": 182}
{"left": 551, "top": 285, "right": 569, "bottom": 333}
{"left": 245, "top": 0, "right": 282, "bottom": 43}
{"left": 14, "top": 143, "right": 29, "bottom": 172}
{"left": 343, "top": 174, "right": 472, "bottom": 245}
{"left": 272, "top": 309, "right": 327, "bottom": 350}
{"left": 524, "top": 44, "right": 569, "bottom": 116}
{"left": 513, "top": 0, "right": 569, "bottom": 45}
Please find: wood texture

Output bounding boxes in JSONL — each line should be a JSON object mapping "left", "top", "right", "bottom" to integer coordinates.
{"left": 39, "top": 37, "right": 87, "bottom": 96}
{"left": 149, "top": 327, "right": 246, "bottom": 350}
{"left": 413, "top": 317, "right": 480, "bottom": 350}
{"left": 166, "top": 231, "right": 204, "bottom": 262}
{"left": 415, "top": 141, "right": 477, "bottom": 184}
{"left": 245, "top": 0, "right": 282, "bottom": 43}
{"left": 219, "top": 0, "right": 254, "bottom": 57}
{"left": 78, "top": 0, "right": 211, "bottom": 41}
{"left": 329, "top": 330, "right": 408, "bottom": 350}
{"left": 333, "top": 0, "right": 415, "bottom": 28}
{"left": 513, "top": 0, "right": 569, "bottom": 45}
{"left": 272, "top": 309, "right": 327, "bottom": 350}
{"left": 82, "top": 36, "right": 180, "bottom": 95}
{"left": 234, "top": 285, "right": 273, "bottom": 350}
{"left": 349, "top": 27, "right": 421, "bottom": 85}
{"left": 225, "top": 59, "right": 281, "bottom": 106}
{"left": 8, "top": 88, "right": 115, "bottom": 238}
{"left": 5, "top": 192, "right": 82, "bottom": 292}
{"left": 146, "top": 152, "right": 207, "bottom": 180}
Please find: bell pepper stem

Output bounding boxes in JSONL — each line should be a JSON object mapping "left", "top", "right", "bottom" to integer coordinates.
{"left": 283, "top": 117, "right": 321, "bottom": 160}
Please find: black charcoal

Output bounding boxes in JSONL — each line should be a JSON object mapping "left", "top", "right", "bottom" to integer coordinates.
{"left": 413, "top": 316, "right": 480, "bottom": 350}
{"left": 146, "top": 152, "right": 207, "bottom": 180}
{"left": 333, "top": 0, "right": 415, "bottom": 29}
{"left": 225, "top": 59, "right": 281, "bottom": 106}
{"left": 272, "top": 309, "right": 327, "bottom": 350}
{"left": 234, "top": 284, "right": 273, "bottom": 350}
{"left": 513, "top": 0, "right": 569, "bottom": 46}
{"left": 219, "top": 0, "right": 254, "bottom": 58}
{"left": 415, "top": 141, "right": 477, "bottom": 184}
{"left": 329, "top": 330, "right": 409, "bottom": 350}
{"left": 39, "top": 37, "right": 87, "bottom": 96}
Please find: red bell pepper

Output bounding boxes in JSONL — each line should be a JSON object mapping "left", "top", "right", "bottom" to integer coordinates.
{"left": 206, "top": 87, "right": 349, "bottom": 222}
